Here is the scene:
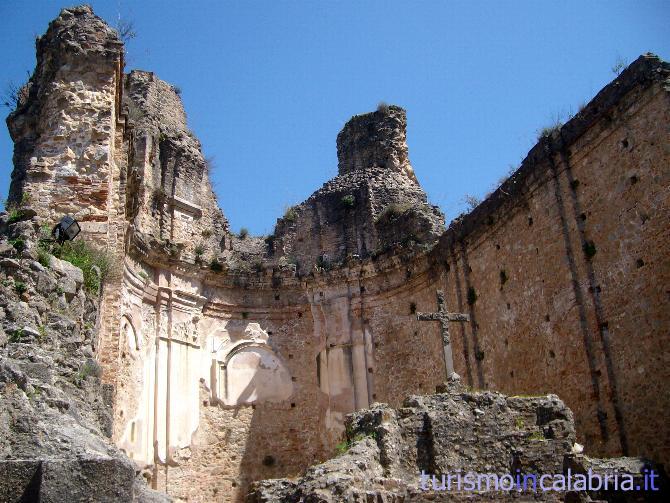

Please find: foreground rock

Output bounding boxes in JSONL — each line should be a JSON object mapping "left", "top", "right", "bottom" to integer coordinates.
{"left": 0, "top": 212, "right": 167, "bottom": 502}
{"left": 248, "top": 380, "right": 667, "bottom": 502}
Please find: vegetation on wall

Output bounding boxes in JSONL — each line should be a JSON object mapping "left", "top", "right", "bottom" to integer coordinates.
{"left": 283, "top": 206, "right": 298, "bottom": 223}
{"left": 341, "top": 194, "right": 355, "bottom": 208}
{"left": 50, "top": 240, "right": 112, "bottom": 294}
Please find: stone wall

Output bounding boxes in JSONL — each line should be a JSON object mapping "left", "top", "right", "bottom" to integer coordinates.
{"left": 429, "top": 54, "right": 670, "bottom": 465}
{"left": 271, "top": 106, "right": 444, "bottom": 275}
{"left": 122, "top": 69, "right": 230, "bottom": 260}
{"left": 6, "top": 5, "right": 124, "bottom": 241}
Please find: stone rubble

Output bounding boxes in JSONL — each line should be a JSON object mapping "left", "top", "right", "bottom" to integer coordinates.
{"left": 0, "top": 211, "right": 168, "bottom": 502}
{"left": 249, "top": 379, "right": 667, "bottom": 502}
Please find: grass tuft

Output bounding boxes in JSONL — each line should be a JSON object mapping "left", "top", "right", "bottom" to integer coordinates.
{"left": 51, "top": 240, "right": 111, "bottom": 294}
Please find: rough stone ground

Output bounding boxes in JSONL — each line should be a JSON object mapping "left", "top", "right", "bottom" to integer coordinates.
{"left": 0, "top": 210, "right": 167, "bottom": 502}
{"left": 248, "top": 379, "right": 668, "bottom": 502}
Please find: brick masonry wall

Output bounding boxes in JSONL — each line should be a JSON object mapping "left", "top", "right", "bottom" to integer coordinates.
{"left": 428, "top": 58, "right": 670, "bottom": 464}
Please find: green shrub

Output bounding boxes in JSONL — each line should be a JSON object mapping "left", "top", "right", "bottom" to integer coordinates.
{"left": 52, "top": 240, "right": 111, "bottom": 294}
{"left": 7, "top": 208, "right": 24, "bottom": 224}
{"left": 168, "top": 243, "right": 180, "bottom": 258}
{"left": 14, "top": 281, "right": 27, "bottom": 295}
{"left": 283, "top": 206, "right": 298, "bottom": 223}
{"left": 341, "top": 195, "right": 355, "bottom": 208}
{"left": 209, "top": 258, "right": 223, "bottom": 272}
{"left": 9, "top": 328, "right": 24, "bottom": 343}
{"left": 9, "top": 238, "right": 25, "bottom": 253}
{"left": 375, "top": 203, "right": 410, "bottom": 223}
{"left": 194, "top": 244, "right": 205, "bottom": 256}
{"left": 335, "top": 431, "right": 377, "bottom": 455}
{"left": 75, "top": 360, "right": 100, "bottom": 385}
{"left": 37, "top": 246, "right": 51, "bottom": 268}
{"left": 316, "top": 255, "right": 332, "bottom": 271}
{"left": 239, "top": 228, "right": 249, "bottom": 240}
{"left": 537, "top": 116, "right": 563, "bottom": 140}
{"left": 335, "top": 440, "right": 349, "bottom": 455}
{"left": 39, "top": 222, "right": 52, "bottom": 239}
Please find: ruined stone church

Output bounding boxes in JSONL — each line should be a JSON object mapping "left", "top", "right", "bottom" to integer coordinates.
{"left": 2, "top": 5, "right": 668, "bottom": 502}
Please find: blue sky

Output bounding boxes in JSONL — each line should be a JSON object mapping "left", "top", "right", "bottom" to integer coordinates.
{"left": 1, "top": 1, "right": 668, "bottom": 235}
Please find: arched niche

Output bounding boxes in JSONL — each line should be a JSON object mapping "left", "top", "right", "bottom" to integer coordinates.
{"left": 215, "top": 342, "right": 293, "bottom": 406}
{"left": 121, "top": 315, "right": 140, "bottom": 355}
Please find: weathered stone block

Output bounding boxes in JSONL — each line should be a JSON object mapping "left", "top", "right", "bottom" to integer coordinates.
{"left": 49, "top": 256, "right": 84, "bottom": 286}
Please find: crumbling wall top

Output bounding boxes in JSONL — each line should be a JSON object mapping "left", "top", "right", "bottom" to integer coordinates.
{"left": 38, "top": 5, "right": 123, "bottom": 57}
{"left": 336, "top": 104, "right": 417, "bottom": 182}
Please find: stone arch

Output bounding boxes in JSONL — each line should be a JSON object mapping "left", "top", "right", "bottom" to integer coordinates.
{"left": 120, "top": 315, "right": 140, "bottom": 353}
{"left": 215, "top": 341, "right": 293, "bottom": 406}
